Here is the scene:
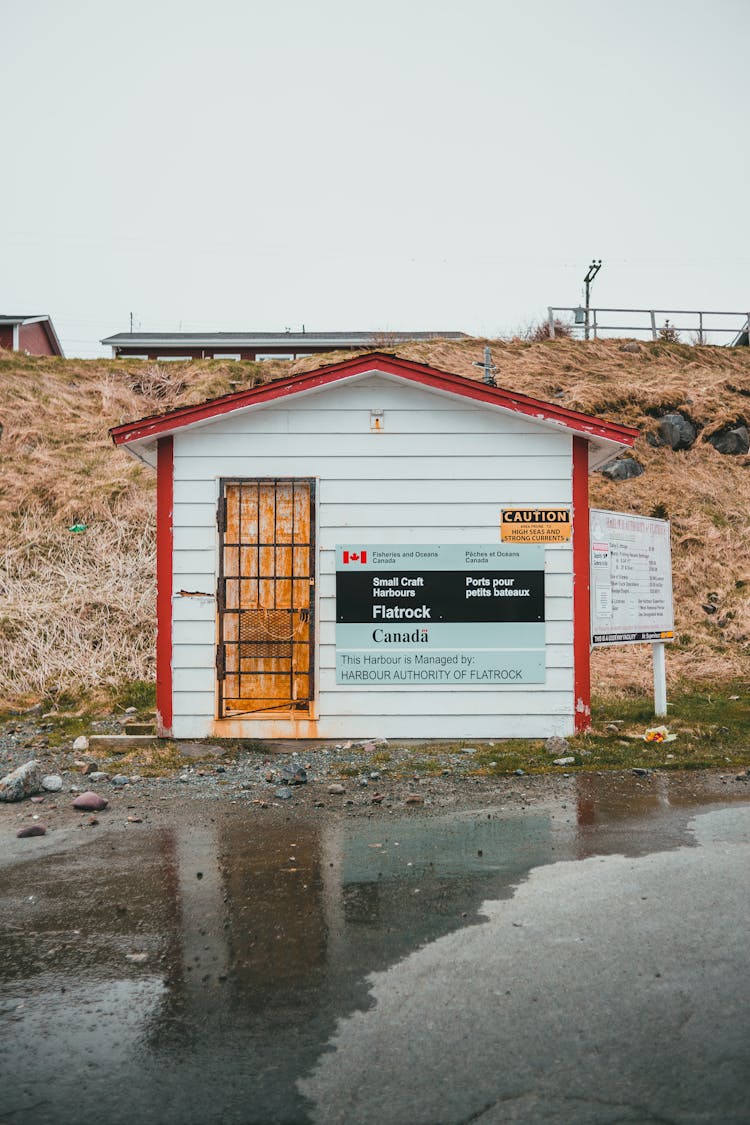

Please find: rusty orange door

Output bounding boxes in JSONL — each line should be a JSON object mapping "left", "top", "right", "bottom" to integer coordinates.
{"left": 216, "top": 479, "right": 315, "bottom": 717}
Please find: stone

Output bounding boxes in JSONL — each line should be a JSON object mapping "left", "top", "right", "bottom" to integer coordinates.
{"left": 72, "top": 791, "right": 109, "bottom": 811}
{"left": 124, "top": 723, "right": 154, "bottom": 735}
{"left": 41, "top": 774, "right": 63, "bottom": 792}
{"left": 72, "top": 735, "right": 89, "bottom": 752}
{"left": 81, "top": 761, "right": 99, "bottom": 776}
{"left": 631, "top": 767, "right": 653, "bottom": 777}
{"left": 280, "top": 765, "right": 307, "bottom": 785}
{"left": 514, "top": 769, "right": 526, "bottom": 776}
{"left": 545, "top": 736, "right": 570, "bottom": 757}
{"left": 17, "top": 824, "right": 47, "bottom": 838}
{"left": 658, "top": 413, "right": 697, "bottom": 451}
{"left": 371, "top": 792, "right": 385, "bottom": 804}
{"left": 620, "top": 341, "right": 641, "bottom": 353}
{"left": 180, "top": 741, "right": 230, "bottom": 759}
{"left": 553, "top": 756, "right": 575, "bottom": 766}
{"left": 274, "top": 786, "right": 293, "bottom": 800}
{"left": 88, "top": 771, "right": 108, "bottom": 782}
{"left": 89, "top": 735, "right": 161, "bottom": 753}
{"left": 706, "top": 424, "right": 749, "bottom": 456}
{"left": 327, "top": 784, "right": 346, "bottom": 795}
{"left": 405, "top": 794, "right": 424, "bottom": 805}
{"left": 601, "top": 457, "right": 645, "bottom": 481}
{"left": 111, "top": 775, "right": 129, "bottom": 787}
{"left": 0, "top": 760, "right": 42, "bottom": 802}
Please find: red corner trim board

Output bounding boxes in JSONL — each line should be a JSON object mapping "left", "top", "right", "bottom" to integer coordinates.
{"left": 156, "top": 436, "right": 173, "bottom": 735}
{"left": 572, "top": 436, "right": 591, "bottom": 731}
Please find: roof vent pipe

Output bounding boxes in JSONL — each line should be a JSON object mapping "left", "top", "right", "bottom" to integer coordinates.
{"left": 473, "top": 345, "right": 497, "bottom": 387}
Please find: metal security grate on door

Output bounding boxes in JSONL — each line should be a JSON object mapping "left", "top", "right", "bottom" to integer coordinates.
{"left": 216, "top": 479, "right": 315, "bottom": 717}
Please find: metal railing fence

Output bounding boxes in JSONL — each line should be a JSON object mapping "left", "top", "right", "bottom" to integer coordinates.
{"left": 547, "top": 306, "right": 750, "bottom": 345}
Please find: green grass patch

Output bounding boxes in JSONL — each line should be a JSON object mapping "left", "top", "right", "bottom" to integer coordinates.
{"left": 404, "top": 758, "right": 444, "bottom": 777}
{"left": 109, "top": 741, "right": 189, "bottom": 777}
{"left": 353, "top": 688, "right": 750, "bottom": 777}
{"left": 112, "top": 680, "right": 156, "bottom": 713}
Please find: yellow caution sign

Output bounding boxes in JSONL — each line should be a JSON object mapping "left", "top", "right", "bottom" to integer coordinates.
{"left": 501, "top": 508, "right": 572, "bottom": 543}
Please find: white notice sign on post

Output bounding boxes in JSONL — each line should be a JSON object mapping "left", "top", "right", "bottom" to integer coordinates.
{"left": 589, "top": 509, "right": 674, "bottom": 646}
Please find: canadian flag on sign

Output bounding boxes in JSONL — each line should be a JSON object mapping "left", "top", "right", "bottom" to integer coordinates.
{"left": 342, "top": 550, "right": 368, "bottom": 565}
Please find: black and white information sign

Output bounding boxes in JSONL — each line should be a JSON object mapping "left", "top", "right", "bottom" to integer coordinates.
{"left": 335, "top": 544, "right": 546, "bottom": 685}
{"left": 590, "top": 510, "right": 674, "bottom": 645}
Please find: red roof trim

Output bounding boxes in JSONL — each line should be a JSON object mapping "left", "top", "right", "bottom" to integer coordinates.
{"left": 110, "top": 352, "right": 638, "bottom": 448}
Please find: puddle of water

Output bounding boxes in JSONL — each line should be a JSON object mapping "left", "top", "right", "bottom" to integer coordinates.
{"left": 0, "top": 779, "right": 747, "bottom": 1124}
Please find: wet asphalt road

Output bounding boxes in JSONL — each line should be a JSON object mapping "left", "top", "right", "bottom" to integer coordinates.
{"left": 1, "top": 776, "right": 749, "bottom": 1125}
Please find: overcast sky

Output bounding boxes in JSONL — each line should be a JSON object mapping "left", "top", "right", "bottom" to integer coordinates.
{"left": 3, "top": 0, "right": 749, "bottom": 357}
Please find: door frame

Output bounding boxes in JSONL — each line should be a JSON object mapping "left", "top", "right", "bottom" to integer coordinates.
{"left": 216, "top": 476, "right": 317, "bottom": 720}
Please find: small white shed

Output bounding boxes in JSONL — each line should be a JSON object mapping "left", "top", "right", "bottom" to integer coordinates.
{"left": 111, "top": 353, "right": 637, "bottom": 741}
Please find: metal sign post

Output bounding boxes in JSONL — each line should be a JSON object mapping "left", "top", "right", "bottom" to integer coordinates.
{"left": 653, "top": 642, "right": 667, "bottom": 717}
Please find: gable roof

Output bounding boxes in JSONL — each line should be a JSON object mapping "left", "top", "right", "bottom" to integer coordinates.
{"left": 110, "top": 351, "right": 638, "bottom": 469}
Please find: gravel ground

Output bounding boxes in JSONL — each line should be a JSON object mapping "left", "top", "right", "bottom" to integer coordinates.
{"left": 0, "top": 709, "right": 562, "bottom": 815}
{"left": 2, "top": 710, "right": 749, "bottom": 834}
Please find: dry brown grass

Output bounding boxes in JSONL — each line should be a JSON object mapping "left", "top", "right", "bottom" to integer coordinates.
{"left": 0, "top": 514, "right": 156, "bottom": 705}
{"left": 1, "top": 339, "right": 749, "bottom": 706}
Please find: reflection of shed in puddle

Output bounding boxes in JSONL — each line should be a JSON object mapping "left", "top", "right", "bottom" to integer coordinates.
{"left": 325, "top": 813, "right": 553, "bottom": 968}
{"left": 219, "top": 820, "right": 328, "bottom": 990}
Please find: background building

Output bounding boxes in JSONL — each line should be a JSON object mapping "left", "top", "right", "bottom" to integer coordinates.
{"left": 0, "top": 314, "right": 63, "bottom": 356}
{"left": 101, "top": 330, "right": 468, "bottom": 361}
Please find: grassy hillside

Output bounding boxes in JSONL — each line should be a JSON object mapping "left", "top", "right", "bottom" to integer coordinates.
{"left": 1, "top": 337, "right": 748, "bottom": 709}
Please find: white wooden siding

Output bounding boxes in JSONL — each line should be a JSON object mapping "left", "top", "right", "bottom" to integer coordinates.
{"left": 170, "top": 372, "right": 577, "bottom": 739}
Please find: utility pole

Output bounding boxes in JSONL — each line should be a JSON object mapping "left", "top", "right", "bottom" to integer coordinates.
{"left": 583, "top": 260, "right": 602, "bottom": 340}
{"left": 129, "top": 311, "right": 134, "bottom": 333}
